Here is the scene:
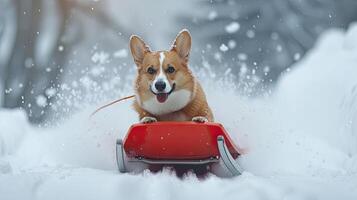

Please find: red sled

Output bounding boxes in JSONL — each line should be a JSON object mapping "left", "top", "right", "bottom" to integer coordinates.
{"left": 116, "top": 122, "right": 243, "bottom": 177}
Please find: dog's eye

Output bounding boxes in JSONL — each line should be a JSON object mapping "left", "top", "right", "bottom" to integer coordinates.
{"left": 147, "top": 66, "right": 156, "bottom": 74}
{"left": 166, "top": 65, "right": 175, "bottom": 74}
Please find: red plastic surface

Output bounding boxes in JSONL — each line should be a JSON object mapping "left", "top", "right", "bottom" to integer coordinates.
{"left": 123, "top": 122, "right": 240, "bottom": 160}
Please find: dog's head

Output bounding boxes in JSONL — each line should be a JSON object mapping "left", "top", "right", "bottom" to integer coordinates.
{"left": 130, "top": 29, "right": 195, "bottom": 115}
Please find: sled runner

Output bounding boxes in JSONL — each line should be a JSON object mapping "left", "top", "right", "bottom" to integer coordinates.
{"left": 116, "top": 122, "right": 243, "bottom": 177}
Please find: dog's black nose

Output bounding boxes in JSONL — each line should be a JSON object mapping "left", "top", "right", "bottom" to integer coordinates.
{"left": 155, "top": 81, "right": 166, "bottom": 92}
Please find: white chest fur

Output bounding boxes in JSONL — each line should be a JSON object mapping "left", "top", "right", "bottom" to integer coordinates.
{"left": 142, "top": 89, "right": 191, "bottom": 116}
{"left": 159, "top": 111, "right": 189, "bottom": 121}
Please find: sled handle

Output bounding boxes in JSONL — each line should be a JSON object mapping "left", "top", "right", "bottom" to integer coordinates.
{"left": 217, "top": 135, "right": 243, "bottom": 176}
{"left": 116, "top": 139, "right": 127, "bottom": 173}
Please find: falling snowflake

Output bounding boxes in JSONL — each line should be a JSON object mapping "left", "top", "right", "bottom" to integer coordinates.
{"left": 246, "top": 30, "right": 255, "bottom": 38}
{"left": 225, "top": 22, "right": 240, "bottom": 34}
{"left": 36, "top": 95, "right": 48, "bottom": 107}
{"left": 219, "top": 44, "right": 229, "bottom": 52}
{"left": 91, "top": 51, "right": 110, "bottom": 64}
{"left": 113, "top": 49, "right": 128, "bottom": 58}
{"left": 228, "top": 40, "right": 236, "bottom": 49}
{"left": 58, "top": 45, "right": 64, "bottom": 52}
{"left": 238, "top": 53, "right": 247, "bottom": 61}
{"left": 208, "top": 10, "right": 218, "bottom": 21}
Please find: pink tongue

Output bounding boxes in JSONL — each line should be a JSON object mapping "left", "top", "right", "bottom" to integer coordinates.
{"left": 156, "top": 93, "right": 168, "bottom": 103}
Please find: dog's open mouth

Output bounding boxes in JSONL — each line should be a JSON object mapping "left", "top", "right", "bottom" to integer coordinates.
{"left": 156, "top": 93, "right": 169, "bottom": 103}
{"left": 151, "top": 83, "right": 176, "bottom": 103}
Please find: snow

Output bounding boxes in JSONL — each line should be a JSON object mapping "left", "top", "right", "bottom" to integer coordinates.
{"left": 36, "top": 95, "right": 48, "bottom": 107}
{"left": 293, "top": 53, "right": 301, "bottom": 61}
{"left": 227, "top": 40, "right": 236, "bottom": 49}
{"left": 247, "top": 30, "right": 255, "bottom": 38}
{"left": 208, "top": 10, "right": 218, "bottom": 21}
{"left": 91, "top": 51, "right": 110, "bottom": 64}
{"left": 225, "top": 22, "right": 240, "bottom": 34}
{"left": 238, "top": 53, "right": 248, "bottom": 61}
{"left": 45, "top": 88, "right": 57, "bottom": 98}
{"left": 1, "top": 23, "right": 357, "bottom": 199}
{"left": 113, "top": 49, "right": 128, "bottom": 58}
{"left": 219, "top": 44, "right": 229, "bottom": 52}
{"left": 58, "top": 45, "right": 64, "bottom": 52}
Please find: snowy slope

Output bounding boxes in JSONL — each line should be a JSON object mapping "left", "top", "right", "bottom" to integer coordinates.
{"left": 1, "top": 23, "right": 357, "bottom": 200}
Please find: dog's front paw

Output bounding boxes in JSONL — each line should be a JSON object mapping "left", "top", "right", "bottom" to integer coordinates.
{"left": 140, "top": 117, "right": 157, "bottom": 124}
{"left": 192, "top": 116, "right": 208, "bottom": 123}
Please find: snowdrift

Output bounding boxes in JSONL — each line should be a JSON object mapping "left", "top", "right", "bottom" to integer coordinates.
{"left": 1, "top": 23, "right": 357, "bottom": 200}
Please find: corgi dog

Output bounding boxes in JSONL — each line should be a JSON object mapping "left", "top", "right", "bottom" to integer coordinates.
{"left": 129, "top": 29, "right": 213, "bottom": 123}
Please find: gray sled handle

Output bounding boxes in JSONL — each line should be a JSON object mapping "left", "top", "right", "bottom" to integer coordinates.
{"left": 217, "top": 135, "right": 243, "bottom": 176}
{"left": 116, "top": 139, "right": 126, "bottom": 173}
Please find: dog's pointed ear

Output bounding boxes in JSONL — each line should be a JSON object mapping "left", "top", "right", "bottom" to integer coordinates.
{"left": 170, "top": 29, "right": 191, "bottom": 62}
{"left": 129, "top": 35, "right": 151, "bottom": 67}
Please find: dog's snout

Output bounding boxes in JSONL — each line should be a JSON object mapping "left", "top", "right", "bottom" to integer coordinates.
{"left": 155, "top": 81, "right": 166, "bottom": 92}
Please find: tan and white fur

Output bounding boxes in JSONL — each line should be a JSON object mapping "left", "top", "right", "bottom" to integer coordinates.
{"left": 129, "top": 29, "right": 213, "bottom": 123}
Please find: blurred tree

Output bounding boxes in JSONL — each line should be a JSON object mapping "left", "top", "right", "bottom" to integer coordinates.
{"left": 0, "top": 0, "right": 128, "bottom": 123}
{"left": 0, "top": 0, "right": 72, "bottom": 123}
